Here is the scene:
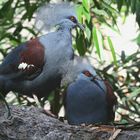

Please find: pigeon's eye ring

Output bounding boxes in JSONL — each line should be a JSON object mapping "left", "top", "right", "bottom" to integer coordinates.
{"left": 69, "top": 16, "right": 77, "bottom": 23}
{"left": 83, "top": 71, "right": 93, "bottom": 77}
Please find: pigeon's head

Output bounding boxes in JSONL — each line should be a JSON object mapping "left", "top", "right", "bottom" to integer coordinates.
{"left": 56, "top": 15, "right": 84, "bottom": 30}
{"left": 77, "top": 70, "right": 96, "bottom": 81}
{"left": 35, "top": 2, "right": 84, "bottom": 31}
{"left": 61, "top": 57, "right": 97, "bottom": 86}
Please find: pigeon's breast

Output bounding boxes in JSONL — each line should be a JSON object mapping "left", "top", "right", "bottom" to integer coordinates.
{"left": 39, "top": 31, "right": 74, "bottom": 73}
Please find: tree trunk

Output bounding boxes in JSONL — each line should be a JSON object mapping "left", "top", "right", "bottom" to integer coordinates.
{"left": 0, "top": 103, "right": 139, "bottom": 140}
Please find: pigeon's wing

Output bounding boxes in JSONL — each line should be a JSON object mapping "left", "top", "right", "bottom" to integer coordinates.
{"left": 0, "top": 38, "right": 45, "bottom": 80}
{"left": 104, "top": 80, "right": 117, "bottom": 121}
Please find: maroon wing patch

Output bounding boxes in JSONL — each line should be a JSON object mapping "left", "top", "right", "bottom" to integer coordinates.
{"left": 104, "top": 80, "right": 117, "bottom": 121}
{"left": 19, "top": 38, "right": 45, "bottom": 75}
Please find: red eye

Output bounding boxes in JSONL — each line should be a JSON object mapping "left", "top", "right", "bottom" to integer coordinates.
{"left": 69, "top": 16, "right": 77, "bottom": 23}
{"left": 82, "top": 71, "right": 92, "bottom": 77}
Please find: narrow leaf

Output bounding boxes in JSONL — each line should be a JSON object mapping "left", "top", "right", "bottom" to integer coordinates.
{"left": 75, "top": 31, "right": 87, "bottom": 56}
{"left": 76, "top": 5, "right": 83, "bottom": 23}
{"left": 92, "top": 28, "right": 103, "bottom": 59}
{"left": 107, "top": 36, "right": 118, "bottom": 66}
{"left": 82, "top": 0, "right": 90, "bottom": 12}
{"left": 116, "top": 0, "right": 123, "bottom": 11}
{"left": 128, "top": 88, "right": 140, "bottom": 99}
{"left": 131, "top": 0, "right": 136, "bottom": 13}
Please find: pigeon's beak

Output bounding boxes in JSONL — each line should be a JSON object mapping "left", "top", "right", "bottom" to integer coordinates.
{"left": 77, "top": 23, "right": 85, "bottom": 31}
{"left": 91, "top": 77, "right": 105, "bottom": 93}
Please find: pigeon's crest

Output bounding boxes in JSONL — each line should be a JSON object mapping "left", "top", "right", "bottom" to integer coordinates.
{"left": 35, "top": 2, "right": 76, "bottom": 31}
{"left": 61, "top": 57, "right": 97, "bottom": 86}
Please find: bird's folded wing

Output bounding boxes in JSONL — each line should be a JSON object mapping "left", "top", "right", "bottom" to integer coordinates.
{"left": 0, "top": 38, "right": 45, "bottom": 80}
{"left": 104, "top": 80, "right": 117, "bottom": 121}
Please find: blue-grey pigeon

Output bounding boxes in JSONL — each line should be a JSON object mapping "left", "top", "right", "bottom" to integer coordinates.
{"left": 62, "top": 58, "right": 117, "bottom": 125}
{"left": 0, "top": 2, "right": 84, "bottom": 98}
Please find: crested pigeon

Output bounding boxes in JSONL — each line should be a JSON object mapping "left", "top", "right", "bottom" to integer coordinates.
{"left": 0, "top": 2, "right": 84, "bottom": 98}
{"left": 62, "top": 58, "right": 117, "bottom": 125}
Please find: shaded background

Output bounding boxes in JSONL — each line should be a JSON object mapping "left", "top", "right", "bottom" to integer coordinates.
{"left": 0, "top": 0, "right": 140, "bottom": 124}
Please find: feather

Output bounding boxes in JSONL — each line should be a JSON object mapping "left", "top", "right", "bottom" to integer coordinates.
{"left": 35, "top": 2, "right": 76, "bottom": 31}
{"left": 61, "top": 57, "right": 97, "bottom": 86}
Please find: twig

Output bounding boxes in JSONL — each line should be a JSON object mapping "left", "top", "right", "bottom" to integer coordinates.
{"left": 109, "top": 129, "right": 122, "bottom": 140}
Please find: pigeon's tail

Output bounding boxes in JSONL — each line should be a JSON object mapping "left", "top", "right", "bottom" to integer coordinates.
{"left": 0, "top": 76, "right": 8, "bottom": 97}
{"left": 0, "top": 76, "right": 4, "bottom": 90}
{"left": 0, "top": 65, "right": 3, "bottom": 74}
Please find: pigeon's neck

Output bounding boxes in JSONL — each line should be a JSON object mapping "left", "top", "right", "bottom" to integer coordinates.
{"left": 57, "top": 24, "right": 72, "bottom": 32}
{"left": 57, "top": 26, "right": 72, "bottom": 42}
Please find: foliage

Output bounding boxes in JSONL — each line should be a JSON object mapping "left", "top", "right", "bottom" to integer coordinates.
{"left": 75, "top": 0, "right": 119, "bottom": 62}
{"left": 0, "top": 0, "right": 140, "bottom": 124}
{"left": 115, "top": 0, "right": 140, "bottom": 27}
{"left": 99, "top": 49, "right": 140, "bottom": 123}
{"left": 75, "top": 0, "right": 140, "bottom": 123}
{"left": 0, "top": 0, "right": 49, "bottom": 58}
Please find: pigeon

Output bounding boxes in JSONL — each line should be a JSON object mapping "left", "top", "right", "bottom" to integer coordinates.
{"left": 0, "top": 2, "right": 84, "bottom": 98}
{"left": 62, "top": 58, "right": 117, "bottom": 125}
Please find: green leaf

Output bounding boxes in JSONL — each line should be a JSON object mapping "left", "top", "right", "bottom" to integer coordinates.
{"left": 75, "top": 31, "right": 87, "bottom": 56}
{"left": 0, "top": 0, "right": 15, "bottom": 21}
{"left": 27, "top": 4, "right": 37, "bottom": 21}
{"left": 107, "top": 36, "right": 118, "bottom": 66}
{"left": 82, "top": 0, "right": 90, "bottom": 12}
{"left": 92, "top": 8, "right": 108, "bottom": 17}
{"left": 128, "top": 88, "right": 140, "bottom": 99}
{"left": 131, "top": 0, "right": 136, "bottom": 13}
{"left": 92, "top": 28, "right": 103, "bottom": 59}
{"left": 0, "top": 0, "right": 14, "bottom": 16}
{"left": 82, "top": 7, "right": 91, "bottom": 23}
{"left": 85, "top": 26, "right": 91, "bottom": 41}
{"left": 76, "top": 5, "right": 83, "bottom": 23}
{"left": 24, "top": 0, "right": 30, "bottom": 11}
{"left": 116, "top": 0, "right": 124, "bottom": 11}
{"left": 102, "top": 1, "right": 119, "bottom": 15}
{"left": 125, "top": 52, "right": 138, "bottom": 63}
{"left": 121, "top": 50, "right": 126, "bottom": 63}
{"left": 136, "top": 1, "right": 140, "bottom": 27}
{"left": 13, "top": 22, "right": 23, "bottom": 36}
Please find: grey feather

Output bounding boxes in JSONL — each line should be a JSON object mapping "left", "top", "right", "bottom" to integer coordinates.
{"left": 60, "top": 57, "right": 97, "bottom": 86}
{"left": 35, "top": 2, "right": 76, "bottom": 31}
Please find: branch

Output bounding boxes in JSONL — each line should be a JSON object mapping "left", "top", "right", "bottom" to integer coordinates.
{"left": 0, "top": 104, "right": 139, "bottom": 140}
